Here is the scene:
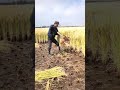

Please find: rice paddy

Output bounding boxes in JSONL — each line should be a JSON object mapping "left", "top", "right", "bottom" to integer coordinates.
{"left": 86, "top": 2, "right": 120, "bottom": 71}
{"left": 0, "top": 5, "right": 34, "bottom": 41}
{"left": 35, "top": 27, "right": 85, "bottom": 55}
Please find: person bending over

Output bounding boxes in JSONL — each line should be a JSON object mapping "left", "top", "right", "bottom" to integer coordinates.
{"left": 48, "top": 21, "right": 61, "bottom": 54}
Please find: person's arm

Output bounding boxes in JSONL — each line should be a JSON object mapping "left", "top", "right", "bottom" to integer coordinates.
{"left": 57, "top": 31, "right": 61, "bottom": 36}
{"left": 56, "top": 28, "right": 60, "bottom": 36}
{"left": 56, "top": 28, "right": 66, "bottom": 37}
{"left": 57, "top": 31, "right": 66, "bottom": 37}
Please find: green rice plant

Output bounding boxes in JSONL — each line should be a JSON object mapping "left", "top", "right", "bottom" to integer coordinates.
{"left": 87, "top": 3, "right": 120, "bottom": 71}
{"left": 0, "top": 15, "right": 31, "bottom": 42}
{"left": 0, "top": 5, "right": 33, "bottom": 42}
{"left": 110, "top": 24, "right": 120, "bottom": 71}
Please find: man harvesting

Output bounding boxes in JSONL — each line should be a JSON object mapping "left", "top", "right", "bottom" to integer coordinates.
{"left": 48, "top": 21, "right": 61, "bottom": 54}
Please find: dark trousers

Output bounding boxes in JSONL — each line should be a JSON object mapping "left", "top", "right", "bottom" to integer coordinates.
{"left": 48, "top": 37, "right": 60, "bottom": 54}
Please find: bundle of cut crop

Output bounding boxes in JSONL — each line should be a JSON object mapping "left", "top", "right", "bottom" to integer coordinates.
{"left": 60, "top": 36, "right": 70, "bottom": 46}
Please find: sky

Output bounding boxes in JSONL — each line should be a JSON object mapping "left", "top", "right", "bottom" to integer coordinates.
{"left": 35, "top": 0, "right": 85, "bottom": 27}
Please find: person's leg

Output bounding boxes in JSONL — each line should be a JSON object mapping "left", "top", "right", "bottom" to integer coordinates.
{"left": 52, "top": 38, "right": 61, "bottom": 51}
{"left": 48, "top": 39, "right": 52, "bottom": 54}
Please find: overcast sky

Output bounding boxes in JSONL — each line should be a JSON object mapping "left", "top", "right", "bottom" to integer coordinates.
{"left": 35, "top": 0, "right": 85, "bottom": 27}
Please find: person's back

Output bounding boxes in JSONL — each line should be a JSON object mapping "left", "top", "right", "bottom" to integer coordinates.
{"left": 48, "top": 25, "right": 58, "bottom": 39}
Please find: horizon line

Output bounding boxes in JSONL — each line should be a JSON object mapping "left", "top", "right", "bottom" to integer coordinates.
{"left": 35, "top": 26, "right": 85, "bottom": 28}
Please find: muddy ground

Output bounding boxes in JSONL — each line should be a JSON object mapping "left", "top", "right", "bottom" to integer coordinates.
{"left": 0, "top": 41, "right": 120, "bottom": 90}
{"left": 0, "top": 41, "right": 34, "bottom": 90}
{"left": 35, "top": 43, "right": 85, "bottom": 90}
{"left": 86, "top": 60, "right": 120, "bottom": 90}
{"left": 36, "top": 43, "right": 120, "bottom": 90}
{"left": 86, "top": 49, "right": 120, "bottom": 90}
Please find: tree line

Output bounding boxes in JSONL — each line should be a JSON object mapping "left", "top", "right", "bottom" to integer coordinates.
{"left": 0, "top": 0, "right": 34, "bottom": 5}
{"left": 86, "top": 0, "right": 120, "bottom": 3}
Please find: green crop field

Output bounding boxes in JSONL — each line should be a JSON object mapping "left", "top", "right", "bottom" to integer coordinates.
{"left": 86, "top": 2, "right": 120, "bottom": 71}
{"left": 0, "top": 4, "right": 34, "bottom": 41}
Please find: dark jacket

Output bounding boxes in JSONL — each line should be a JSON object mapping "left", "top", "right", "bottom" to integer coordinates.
{"left": 48, "top": 25, "right": 58, "bottom": 39}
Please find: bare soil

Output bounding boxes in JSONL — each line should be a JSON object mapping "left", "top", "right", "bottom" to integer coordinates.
{"left": 86, "top": 50, "right": 120, "bottom": 90}
{"left": 0, "top": 41, "right": 34, "bottom": 90}
{"left": 35, "top": 43, "right": 85, "bottom": 90}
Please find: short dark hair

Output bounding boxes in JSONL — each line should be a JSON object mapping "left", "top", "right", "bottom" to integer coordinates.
{"left": 54, "top": 21, "right": 59, "bottom": 24}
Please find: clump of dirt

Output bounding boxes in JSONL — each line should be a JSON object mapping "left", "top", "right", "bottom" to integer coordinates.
{"left": 35, "top": 43, "right": 85, "bottom": 90}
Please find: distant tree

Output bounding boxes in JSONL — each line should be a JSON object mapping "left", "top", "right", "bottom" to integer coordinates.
{"left": 0, "top": 0, "right": 34, "bottom": 5}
